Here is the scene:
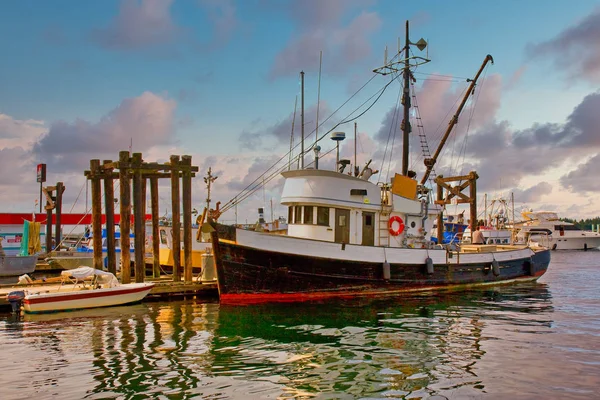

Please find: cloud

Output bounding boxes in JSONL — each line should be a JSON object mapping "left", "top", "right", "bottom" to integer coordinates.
{"left": 528, "top": 7, "right": 600, "bottom": 83}
{"left": 33, "top": 91, "right": 176, "bottom": 173}
{"left": 504, "top": 65, "right": 528, "bottom": 91}
{"left": 269, "top": 1, "right": 381, "bottom": 78}
{"left": 560, "top": 153, "right": 600, "bottom": 193}
{"left": 91, "top": 0, "right": 179, "bottom": 51}
{"left": 197, "top": 0, "right": 239, "bottom": 50}
{"left": 238, "top": 101, "right": 333, "bottom": 151}
{"left": 511, "top": 182, "right": 553, "bottom": 203}
{"left": 0, "top": 114, "right": 46, "bottom": 148}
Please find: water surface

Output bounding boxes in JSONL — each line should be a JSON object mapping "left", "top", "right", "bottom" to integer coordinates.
{"left": 1, "top": 251, "right": 599, "bottom": 399}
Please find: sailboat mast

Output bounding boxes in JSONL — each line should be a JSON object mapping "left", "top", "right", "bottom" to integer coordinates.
{"left": 401, "top": 21, "right": 411, "bottom": 177}
{"left": 300, "top": 71, "right": 305, "bottom": 169}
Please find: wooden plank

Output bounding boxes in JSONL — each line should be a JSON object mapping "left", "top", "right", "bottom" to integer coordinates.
{"left": 170, "top": 155, "right": 181, "bottom": 282}
{"left": 90, "top": 160, "right": 104, "bottom": 270}
{"left": 181, "top": 155, "right": 193, "bottom": 283}
{"left": 103, "top": 160, "right": 117, "bottom": 275}
{"left": 132, "top": 153, "right": 146, "bottom": 283}
{"left": 119, "top": 151, "right": 132, "bottom": 284}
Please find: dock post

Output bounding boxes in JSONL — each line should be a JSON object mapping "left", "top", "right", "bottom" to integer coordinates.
{"left": 182, "top": 155, "right": 193, "bottom": 283}
{"left": 170, "top": 155, "right": 181, "bottom": 282}
{"left": 150, "top": 177, "right": 161, "bottom": 278}
{"left": 54, "top": 182, "right": 64, "bottom": 249}
{"left": 90, "top": 160, "right": 104, "bottom": 271}
{"left": 132, "top": 153, "right": 146, "bottom": 283}
{"left": 119, "top": 151, "right": 132, "bottom": 284}
{"left": 436, "top": 175, "right": 444, "bottom": 244}
{"left": 103, "top": 160, "right": 117, "bottom": 275}
{"left": 45, "top": 195, "right": 53, "bottom": 253}
{"left": 469, "top": 171, "right": 478, "bottom": 240}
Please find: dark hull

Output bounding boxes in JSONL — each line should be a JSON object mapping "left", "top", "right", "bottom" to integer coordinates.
{"left": 211, "top": 233, "right": 551, "bottom": 304}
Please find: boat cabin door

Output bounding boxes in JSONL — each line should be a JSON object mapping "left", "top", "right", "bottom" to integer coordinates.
{"left": 335, "top": 208, "right": 351, "bottom": 244}
{"left": 362, "top": 212, "right": 375, "bottom": 246}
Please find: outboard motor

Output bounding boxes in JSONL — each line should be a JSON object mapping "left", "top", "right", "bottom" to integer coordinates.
{"left": 7, "top": 291, "right": 25, "bottom": 314}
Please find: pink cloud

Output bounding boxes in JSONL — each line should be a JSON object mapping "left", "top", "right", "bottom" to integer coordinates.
{"left": 91, "top": 0, "right": 179, "bottom": 50}
{"left": 528, "top": 7, "right": 600, "bottom": 83}
{"left": 33, "top": 91, "right": 177, "bottom": 173}
{"left": 270, "top": 1, "right": 381, "bottom": 78}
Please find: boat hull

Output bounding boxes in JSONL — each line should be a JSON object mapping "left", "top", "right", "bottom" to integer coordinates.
{"left": 212, "top": 230, "right": 551, "bottom": 304}
{"left": 22, "top": 283, "right": 155, "bottom": 313}
{"left": 0, "top": 255, "right": 37, "bottom": 277}
{"left": 549, "top": 236, "right": 600, "bottom": 250}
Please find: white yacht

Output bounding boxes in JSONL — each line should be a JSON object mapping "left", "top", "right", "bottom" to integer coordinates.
{"left": 515, "top": 210, "right": 600, "bottom": 250}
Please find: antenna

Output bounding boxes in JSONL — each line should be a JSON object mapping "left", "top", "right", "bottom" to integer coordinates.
{"left": 288, "top": 95, "right": 298, "bottom": 171}
{"left": 315, "top": 51, "right": 323, "bottom": 161}
{"left": 300, "top": 71, "right": 305, "bottom": 169}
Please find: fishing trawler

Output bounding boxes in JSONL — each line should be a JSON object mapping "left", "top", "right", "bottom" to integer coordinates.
{"left": 208, "top": 22, "right": 551, "bottom": 304}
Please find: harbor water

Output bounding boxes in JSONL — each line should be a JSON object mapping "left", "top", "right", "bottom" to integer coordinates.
{"left": 1, "top": 251, "right": 599, "bottom": 399}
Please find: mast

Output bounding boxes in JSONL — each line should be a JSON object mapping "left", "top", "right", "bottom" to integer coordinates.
{"left": 204, "top": 167, "right": 218, "bottom": 213}
{"left": 300, "top": 71, "right": 305, "bottom": 169}
{"left": 354, "top": 122, "right": 358, "bottom": 177}
{"left": 420, "top": 54, "right": 494, "bottom": 185}
{"left": 288, "top": 95, "right": 297, "bottom": 171}
{"left": 315, "top": 51, "right": 322, "bottom": 150}
{"left": 373, "top": 20, "right": 429, "bottom": 177}
{"left": 401, "top": 21, "right": 411, "bottom": 176}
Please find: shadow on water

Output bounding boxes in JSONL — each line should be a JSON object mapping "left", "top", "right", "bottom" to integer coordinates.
{"left": 0, "top": 283, "right": 561, "bottom": 399}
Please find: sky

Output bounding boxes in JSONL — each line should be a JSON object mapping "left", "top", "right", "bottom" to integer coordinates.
{"left": 1, "top": 0, "right": 600, "bottom": 224}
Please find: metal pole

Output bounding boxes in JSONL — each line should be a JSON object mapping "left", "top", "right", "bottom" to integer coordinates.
{"left": 300, "top": 71, "right": 305, "bottom": 169}
{"left": 402, "top": 20, "right": 411, "bottom": 176}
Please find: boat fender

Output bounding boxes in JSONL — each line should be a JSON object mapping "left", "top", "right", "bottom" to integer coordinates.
{"left": 426, "top": 257, "right": 434, "bottom": 275}
{"left": 389, "top": 216, "right": 405, "bottom": 236}
{"left": 551, "top": 243, "right": 557, "bottom": 250}
{"left": 382, "top": 261, "right": 391, "bottom": 281}
{"left": 7, "top": 291, "right": 25, "bottom": 314}
{"left": 584, "top": 243, "right": 588, "bottom": 251}
{"left": 492, "top": 259, "right": 500, "bottom": 277}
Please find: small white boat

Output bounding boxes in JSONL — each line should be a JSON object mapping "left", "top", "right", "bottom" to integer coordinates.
{"left": 8, "top": 267, "right": 154, "bottom": 314}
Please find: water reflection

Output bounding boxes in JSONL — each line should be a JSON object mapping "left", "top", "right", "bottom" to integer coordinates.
{"left": 0, "top": 284, "right": 560, "bottom": 399}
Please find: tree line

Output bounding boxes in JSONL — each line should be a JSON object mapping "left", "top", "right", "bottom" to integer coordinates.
{"left": 561, "top": 217, "right": 600, "bottom": 231}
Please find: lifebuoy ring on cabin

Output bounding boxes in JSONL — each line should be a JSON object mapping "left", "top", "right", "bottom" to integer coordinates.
{"left": 389, "top": 216, "right": 405, "bottom": 236}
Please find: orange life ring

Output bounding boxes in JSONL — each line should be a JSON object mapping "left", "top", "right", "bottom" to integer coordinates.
{"left": 389, "top": 216, "right": 405, "bottom": 236}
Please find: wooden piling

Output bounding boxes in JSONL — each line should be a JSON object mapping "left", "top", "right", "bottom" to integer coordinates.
{"left": 181, "top": 155, "right": 193, "bottom": 283}
{"left": 119, "top": 151, "right": 132, "bottom": 284}
{"left": 103, "top": 160, "right": 117, "bottom": 275}
{"left": 170, "top": 155, "right": 181, "bottom": 282}
{"left": 150, "top": 177, "right": 160, "bottom": 278}
{"left": 45, "top": 200, "right": 53, "bottom": 253}
{"left": 90, "top": 160, "right": 104, "bottom": 271}
{"left": 54, "top": 182, "right": 64, "bottom": 249}
{"left": 436, "top": 175, "right": 444, "bottom": 245}
{"left": 132, "top": 153, "right": 146, "bottom": 283}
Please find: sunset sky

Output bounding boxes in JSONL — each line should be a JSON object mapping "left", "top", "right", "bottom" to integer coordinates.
{"left": 1, "top": 0, "right": 599, "bottom": 224}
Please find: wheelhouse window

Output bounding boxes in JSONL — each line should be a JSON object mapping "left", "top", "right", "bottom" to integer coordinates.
{"left": 160, "top": 230, "right": 168, "bottom": 244}
{"left": 294, "top": 205, "right": 302, "bottom": 224}
{"left": 304, "top": 206, "right": 314, "bottom": 224}
{"left": 317, "top": 207, "right": 330, "bottom": 226}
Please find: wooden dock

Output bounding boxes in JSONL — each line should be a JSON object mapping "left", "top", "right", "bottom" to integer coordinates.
{"left": 0, "top": 278, "right": 219, "bottom": 311}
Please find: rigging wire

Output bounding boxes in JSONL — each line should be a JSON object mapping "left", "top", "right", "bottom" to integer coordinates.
{"left": 220, "top": 74, "right": 398, "bottom": 215}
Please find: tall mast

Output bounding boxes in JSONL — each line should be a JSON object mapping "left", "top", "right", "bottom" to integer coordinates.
{"left": 420, "top": 54, "right": 494, "bottom": 185}
{"left": 300, "top": 71, "right": 305, "bottom": 169}
{"left": 401, "top": 21, "right": 411, "bottom": 176}
{"left": 354, "top": 122, "right": 358, "bottom": 176}
{"left": 288, "top": 95, "right": 298, "bottom": 171}
{"left": 373, "top": 21, "right": 429, "bottom": 177}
